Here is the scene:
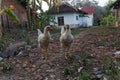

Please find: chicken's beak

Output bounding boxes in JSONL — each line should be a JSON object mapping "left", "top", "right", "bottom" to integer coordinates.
{"left": 47, "top": 25, "right": 53, "bottom": 31}
{"left": 49, "top": 25, "right": 53, "bottom": 30}
{"left": 65, "top": 25, "right": 69, "bottom": 29}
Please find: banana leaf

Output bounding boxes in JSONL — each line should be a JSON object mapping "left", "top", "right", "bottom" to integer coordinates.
{"left": 4, "top": 9, "right": 20, "bottom": 24}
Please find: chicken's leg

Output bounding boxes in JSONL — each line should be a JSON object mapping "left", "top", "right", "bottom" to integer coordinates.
{"left": 41, "top": 48, "right": 48, "bottom": 60}
{"left": 65, "top": 47, "right": 71, "bottom": 60}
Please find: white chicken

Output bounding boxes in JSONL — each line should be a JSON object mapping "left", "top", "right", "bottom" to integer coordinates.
{"left": 60, "top": 25, "right": 74, "bottom": 59}
{"left": 37, "top": 25, "right": 53, "bottom": 59}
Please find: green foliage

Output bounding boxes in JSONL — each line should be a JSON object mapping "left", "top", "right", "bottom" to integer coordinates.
{"left": 4, "top": 9, "right": 20, "bottom": 24}
{"left": 0, "top": 62, "right": 13, "bottom": 72}
{"left": 14, "top": 29, "right": 31, "bottom": 44}
{"left": 24, "top": 32, "right": 31, "bottom": 45}
{"left": 101, "top": 13, "right": 117, "bottom": 26}
{"left": 0, "top": 34, "right": 11, "bottom": 51}
{"left": 79, "top": 69, "right": 92, "bottom": 80}
{"left": 36, "top": 0, "right": 57, "bottom": 31}
{"left": 64, "top": 67, "right": 74, "bottom": 75}
{"left": 101, "top": 56, "right": 120, "bottom": 80}
{"left": 104, "top": 0, "right": 115, "bottom": 14}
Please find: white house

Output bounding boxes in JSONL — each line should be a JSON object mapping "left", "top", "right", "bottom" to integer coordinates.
{"left": 80, "top": 6, "right": 95, "bottom": 26}
{"left": 50, "top": 3, "right": 89, "bottom": 28}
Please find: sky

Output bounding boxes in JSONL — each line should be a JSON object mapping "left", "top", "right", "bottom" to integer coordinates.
{"left": 42, "top": 0, "right": 109, "bottom": 11}
{"left": 94, "top": 0, "right": 109, "bottom": 6}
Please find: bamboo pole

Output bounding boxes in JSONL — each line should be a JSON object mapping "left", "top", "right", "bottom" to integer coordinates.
{"left": 32, "top": 0, "right": 37, "bottom": 30}
{"left": 26, "top": 0, "right": 31, "bottom": 30}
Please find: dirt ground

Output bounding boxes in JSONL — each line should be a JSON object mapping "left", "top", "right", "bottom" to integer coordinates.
{"left": 0, "top": 26, "right": 120, "bottom": 80}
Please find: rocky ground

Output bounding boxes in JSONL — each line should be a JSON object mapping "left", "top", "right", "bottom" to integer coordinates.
{"left": 0, "top": 26, "right": 120, "bottom": 80}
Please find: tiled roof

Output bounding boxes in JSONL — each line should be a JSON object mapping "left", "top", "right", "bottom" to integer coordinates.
{"left": 80, "top": 6, "right": 95, "bottom": 14}
{"left": 50, "top": 3, "right": 87, "bottom": 14}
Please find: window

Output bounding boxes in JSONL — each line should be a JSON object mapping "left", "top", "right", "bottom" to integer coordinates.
{"left": 58, "top": 16, "right": 64, "bottom": 26}
{"left": 76, "top": 16, "right": 78, "bottom": 20}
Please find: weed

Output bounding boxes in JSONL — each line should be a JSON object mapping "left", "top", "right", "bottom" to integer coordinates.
{"left": 0, "top": 33, "right": 11, "bottom": 51}
{"left": 0, "top": 62, "right": 13, "bottom": 72}
{"left": 64, "top": 67, "right": 74, "bottom": 75}
{"left": 79, "top": 69, "right": 92, "bottom": 80}
{"left": 101, "top": 55, "right": 120, "bottom": 80}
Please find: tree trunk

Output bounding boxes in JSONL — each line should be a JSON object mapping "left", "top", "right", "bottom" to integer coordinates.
{"left": 0, "top": 0, "right": 3, "bottom": 38}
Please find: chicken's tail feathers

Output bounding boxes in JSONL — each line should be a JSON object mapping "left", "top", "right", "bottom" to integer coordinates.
{"left": 61, "top": 26, "right": 65, "bottom": 35}
{"left": 37, "top": 29, "right": 42, "bottom": 35}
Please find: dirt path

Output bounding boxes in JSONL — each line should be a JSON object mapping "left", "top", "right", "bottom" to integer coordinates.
{"left": 0, "top": 31, "right": 87, "bottom": 80}
{"left": 0, "top": 27, "right": 119, "bottom": 80}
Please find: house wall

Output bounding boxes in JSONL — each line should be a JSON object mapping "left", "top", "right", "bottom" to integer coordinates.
{"left": 79, "top": 16, "right": 88, "bottom": 27}
{"left": 86, "top": 14, "right": 93, "bottom": 26}
{"left": 50, "top": 13, "right": 87, "bottom": 28}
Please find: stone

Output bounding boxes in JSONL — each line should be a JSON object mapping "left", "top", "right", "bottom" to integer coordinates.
{"left": 96, "top": 74, "right": 103, "bottom": 78}
{"left": 22, "top": 61, "right": 28, "bottom": 68}
{"left": 46, "top": 69, "right": 54, "bottom": 73}
{"left": 15, "top": 64, "right": 20, "bottom": 68}
{"left": 18, "top": 77, "right": 24, "bottom": 80}
{"left": 78, "top": 67, "right": 83, "bottom": 72}
{"left": 25, "top": 45, "right": 31, "bottom": 50}
{"left": 0, "top": 57, "right": 3, "bottom": 61}
{"left": 34, "top": 75, "right": 43, "bottom": 80}
{"left": 44, "top": 77, "right": 48, "bottom": 80}
{"left": 114, "top": 51, "right": 120, "bottom": 55}
{"left": 32, "top": 65, "right": 36, "bottom": 68}
{"left": 0, "top": 66, "right": 3, "bottom": 71}
{"left": 40, "top": 64, "right": 49, "bottom": 69}
{"left": 17, "top": 51, "right": 24, "bottom": 56}
{"left": 0, "top": 51, "right": 3, "bottom": 58}
{"left": 31, "top": 68, "right": 36, "bottom": 72}
{"left": 50, "top": 75, "right": 55, "bottom": 78}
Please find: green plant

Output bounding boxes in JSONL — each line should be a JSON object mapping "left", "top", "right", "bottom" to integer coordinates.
{"left": 0, "top": 0, "right": 20, "bottom": 37}
{"left": 64, "top": 67, "right": 74, "bottom": 75}
{"left": 101, "top": 56, "right": 120, "bottom": 80}
{"left": 24, "top": 33, "right": 31, "bottom": 45}
{"left": 101, "top": 13, "right": 117, "bottom": 26}
{"left": 13, "top": 29, "right": 31, "bottom": 44}
{"left": 0, "top": 62, "right": 13, "bottom": 72}
{"left": 79, "top": 69, "right": 92, "bottom": 80}
{"left": 0, "top": 33, "right": 11, "bottom": 51}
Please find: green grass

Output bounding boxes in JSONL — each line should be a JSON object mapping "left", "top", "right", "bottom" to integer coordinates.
{"left": 72, "top": 27, "right": 88, "bottom": 35}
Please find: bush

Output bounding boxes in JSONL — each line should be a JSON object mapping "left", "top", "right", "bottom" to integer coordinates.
{"left": 101, "top": 13, "right": 117, "bottom": 26}
{"left": 0, "top": 34, "right": 11, "bottom": 51}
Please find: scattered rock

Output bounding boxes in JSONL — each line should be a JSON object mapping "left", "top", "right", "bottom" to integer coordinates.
{"left": 15, "top": 64, "right": 21, "bottom": 68}
{"left": 31, "top": 67, "right": 36, "bottom": 72}
{"left": 17, "top": 50, "right": 29, "bottom": 57}
{"left": 0, "top": 57, "right": 3, "bottom": 61}
{"left": 46, "top": 69, "right": 54, "bottom": 73}
{"left": 50, "top": 75, "right": 55, "bottom": 78}
{"left": 91, "top": 67, "right": 103, "bottom": 79}
{"left": 25, "top": 45, "right": 31, "bottom": 50}
{"left": 40, "top": 64, "right": 49, "bottom": 69}
{"left": 44, "top": 77, "right": 48, "bottom": 80}
{"left": 32, "top": 65, "right": 36, "bottom": 68}
{"left": 78, "top": 67, "right": 83, "bottom": 73}
{"left": 0, "top": 66, "right": 3, "bottom": 71}
{"left": 114, "top": 51, "right": 120, "bottom": 55}
{"left": 22, "top": 61, "right": 28, "bottom": 68}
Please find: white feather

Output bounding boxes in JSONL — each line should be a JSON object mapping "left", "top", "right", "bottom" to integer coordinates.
{"left": 61, "top": 26, "right": 65, "bottom": 35}
{"left": 37, "top": 29, "right": 42, "bottom": 36}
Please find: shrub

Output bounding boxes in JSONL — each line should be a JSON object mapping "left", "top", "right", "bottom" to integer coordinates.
{"left": 101, "top": 13, "right": 117, "bottom": 26}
